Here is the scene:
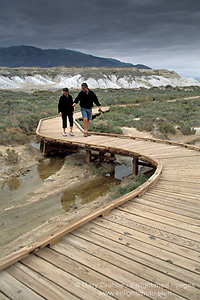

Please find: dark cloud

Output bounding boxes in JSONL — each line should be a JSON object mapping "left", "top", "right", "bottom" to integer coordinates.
{"left": 0, "top": 0, "right": 199, "bottom": 77}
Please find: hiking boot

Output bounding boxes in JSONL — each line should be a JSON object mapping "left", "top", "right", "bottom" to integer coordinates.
{"left": 63, "top": 132, "right": 67, "bottom": 136}
{"left": 70, "top": 131, "right": 74, "bottom": 136}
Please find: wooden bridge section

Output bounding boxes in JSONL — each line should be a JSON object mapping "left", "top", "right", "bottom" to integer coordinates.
{"left": 0, "top": 108, "right": 200, "bottom": 299}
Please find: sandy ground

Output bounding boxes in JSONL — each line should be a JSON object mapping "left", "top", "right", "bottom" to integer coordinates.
{"left": 0, "top": 177, "right": 120, "bottom": 259}
{"left": 168, "top": 128, "right": 200, "bottom": 145}
{"left": 0, "top": 148, "right": 118, "bottom": 258}
{"left": 122, "top": 127, "right": 154, "bottom": 139}
{"left": 0, "top": 145, "right": 42, "bottom": 183}
{"left": 122, "top": 126, "right": 200, "bottom": 146}
{"left": 4, "top": 151, "right": 115, "bottom": 210}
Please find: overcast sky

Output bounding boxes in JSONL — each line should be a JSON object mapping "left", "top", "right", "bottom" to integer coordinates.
{"left": 0, "top": 0, "right": 199, "bottom": 78}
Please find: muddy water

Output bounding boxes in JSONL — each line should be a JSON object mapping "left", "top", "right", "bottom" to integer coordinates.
{"left": 37, "top": 157, "right": 65, "bottom": 180}
{"left": 111, "top": 163, "right": 136, "bottom": 180}
{"left": 0, "top": 161, "right": 132, "bottom": 247}
{"left": 0, "top": 157, "right": 65, "bottom": 211}
{"left": 0, "top": 166, "right": 42, "bottom": 211}
{"left": 50, "top": 161, "right": 134, "bottom": 213}
{"left": 61, "top": 176, "right": 120, "bottom": 211}
{"left": 0, "top": 175, "right": 120, "bottom": 247}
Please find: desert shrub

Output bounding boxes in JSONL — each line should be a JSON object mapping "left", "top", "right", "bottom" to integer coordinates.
{"left": 188, "top": 137, "right": 200, "bottom": 145}
{"left": 136, "top": 121, "right": 154, "bottom": 132}
{"left": 157, "top": 121, "right": 176, "bottom": 134}
{"left": 0, "top": 128, "right": 28, "bottom": 145}
{"left": 5, "top": 148, "right": 19, "bottom": 164}
{"left": 86, "top": 96, "right": 200, "bottom": 137}
{"left": 1, "top": 89, "right": 200, "bottom": 145}
{"left": 89, "top": 120, "right": 123, "bottom": 134}
{"left": 114, "top": 174, "right": 146, "bottom": 199}
{"left": 179, "top": 122, "right": 196, "bottom": 135}
{"left": 88, "top": 163, "right": 104, "bottom": 175}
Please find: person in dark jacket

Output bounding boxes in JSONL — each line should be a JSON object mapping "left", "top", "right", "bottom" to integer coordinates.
{"left": 58, "top": 88, "right": 74, "bottom": 136}
{"left": 73, "top": 83, "right": 101, "bottom": 137}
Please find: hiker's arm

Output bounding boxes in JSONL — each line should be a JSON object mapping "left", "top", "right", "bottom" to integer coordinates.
{"left": 93, "top": 93, "right": 101, "bottom": 108}
{"left": 71, "top": 96, "right": 75, "bottom": 111}
{"left": 58, "top": 98, "right": 62, "bottom": 115}
{"left": 73, "top": 93, "right": 81, "bottom": 106}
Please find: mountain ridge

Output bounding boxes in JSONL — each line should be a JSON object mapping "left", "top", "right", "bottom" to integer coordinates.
{"left": 0, "top": 45, "right": 150, "bottom": 69}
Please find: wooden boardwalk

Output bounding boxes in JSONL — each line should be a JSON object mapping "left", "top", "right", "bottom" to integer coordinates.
{"left": 0, "top": 107, "right": 200, "bottom": 299}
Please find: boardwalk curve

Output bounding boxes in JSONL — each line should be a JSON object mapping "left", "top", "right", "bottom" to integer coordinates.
{"left": 0, "top": 107, "right": 200, "bottom": 299}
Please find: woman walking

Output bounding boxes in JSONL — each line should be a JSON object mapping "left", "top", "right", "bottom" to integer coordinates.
{"left": 58, "top": 88, "right": 74, "bottom": 136}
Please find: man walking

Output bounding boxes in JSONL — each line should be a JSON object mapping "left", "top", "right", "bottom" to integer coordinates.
{"left": 73, "top": 83, "right": 101, "bottom": 137}
{"left": 58, "top": 88, "right": 74, "bottom": 136}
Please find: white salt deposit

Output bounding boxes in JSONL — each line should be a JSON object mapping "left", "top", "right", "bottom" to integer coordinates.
{"left": 0, "top": 73, "right": 199, "bottom": 90}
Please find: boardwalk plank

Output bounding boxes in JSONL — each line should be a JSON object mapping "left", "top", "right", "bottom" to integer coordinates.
{"left": 130, "top": 197, "right": 200, "bottom": 220}
{"left": 90, "top": 218, "right": 200, "bottom": 264}
{"left": 0, "top": 292, "right": 10, "bottom": 300}
{"left": 104, "top": 211, "right": 200, "bottom": 251}
{"left": 117, "top": 205, "right": 200, "bottom": 232}
{"left": 0, "top": 270, "right": 44, "bottom": 300}
{"left": 112, "top": 209, "right": 200, "bottom": 241}
{"left": 142, "top": 193, "right": 200, "bottom": 214}
{"left": 22, "top": 255, "right": 112, "bottom": 300}
{"left": 53, "top": 239, "right": 184, "bottom": 300}
{"left": 59, "top": 234, "right": 199, "bottom": 299}
{"left": 148, "top": 189, "right": 200, "bottom": 202}
{"left": 7, "top": 263, "right": 78, "bottom": 300}
{"left": 71, "top": 227, "right": 200, "bottom": 287}
{"left": 36, "top": 247, "right": 136, "bottom": 300}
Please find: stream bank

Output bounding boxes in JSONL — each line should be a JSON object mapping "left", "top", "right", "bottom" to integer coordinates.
{"left": 0, "top": 142, "right": 149, "bottom": 259}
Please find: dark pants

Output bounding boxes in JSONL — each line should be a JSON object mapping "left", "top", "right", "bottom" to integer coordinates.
{"left": 62, "top": 113, "right": 73, "bottom": 128}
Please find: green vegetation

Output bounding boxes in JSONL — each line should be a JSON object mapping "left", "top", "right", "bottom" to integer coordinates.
{"left": 178, "top": 122, "right": 196, "bottom": 135}
{"left": 157, "top": 121, "right": 176, "bottom": 135}
{"left": 0, "top": 90, "right": 61, "bottom": 145}
{"left": 0, "top": 86, "right": 200, "bottom": 145}
{"left": 88, "top": 162, "right": 104, "bottom": 175}
{"left": 113, "top": 174, "right": 146, "bottom": 199}
{"left": 188, "top": 137, "right": 200, "bottom": 145}
{"left": 5, "top": 148, "right": 19, "bottom": 164}
{"left": 95, "top": 86, "right": 200, "bottom": 105}
{"left": 87, "top": 120, "right": 123, "bottom": 134}
{"left": 89, "top": 97, "right": 200, "bottom": 138}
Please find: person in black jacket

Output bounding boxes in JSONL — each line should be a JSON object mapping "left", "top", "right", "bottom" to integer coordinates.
{"left": 73, "top": 83, "right": 101, "bottom": 137}
{"left": 58, "top": 88, "right": 74, "bottom": 136}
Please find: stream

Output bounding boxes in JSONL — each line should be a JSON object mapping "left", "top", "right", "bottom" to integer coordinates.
{"left": 0, "top": 146, "right": 136, "bottom": 248}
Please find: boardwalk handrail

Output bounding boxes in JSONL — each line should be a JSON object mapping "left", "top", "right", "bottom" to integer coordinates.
{"left": 36, "top": 108, "right": 200, "bottom": 152}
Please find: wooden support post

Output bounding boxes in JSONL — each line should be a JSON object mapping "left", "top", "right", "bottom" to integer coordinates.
{"left": 40, "top": 139, "right": 44, "bottom": 152}
{"left": 110, "top": 171, "right": 115, "bottom": 178}
{"left": 99, "top": 151, "right": 105, "bottom": 161}
{"left": 42, "top": 141, "right": 46, "bottom": 156}
{"left": 108, "top": 153, "right": 116, "bottom": 162}
{"left": 86, "top": 150, "right": 91, "bottom": 163}
{"left": 48, "top": 237, "right": 62, "bottom": 248}
{"left": 101, "top": 208, "right": 111, "bottom": 217}
{"left": 133, "top": 157, "right": 138, "bottom": 176}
